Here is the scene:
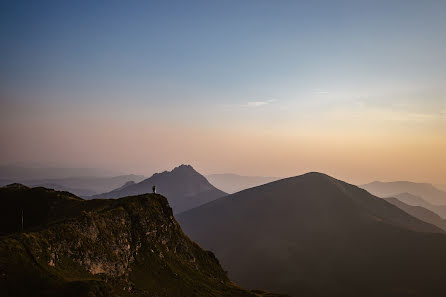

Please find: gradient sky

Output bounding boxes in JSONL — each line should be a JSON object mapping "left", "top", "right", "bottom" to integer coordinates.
{"left": 1, "top": 0, "right": 445, "bottom": 184}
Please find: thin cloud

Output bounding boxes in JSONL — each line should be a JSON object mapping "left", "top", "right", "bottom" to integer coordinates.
{"left": 245, "top": 98, "right": 277, "bottom": 108}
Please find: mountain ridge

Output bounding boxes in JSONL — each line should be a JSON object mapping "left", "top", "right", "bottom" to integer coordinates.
{"left": 206, "top": 173, "right": 280, "bottom": 194}
{"left": 385, "top": 197, "right": 446, "bottom": 232}
{"left": 178, "top": 172, "right": 446, "bottom": 297}
{"left": 361, "top": 180, "right": 446, "bottom": 205}
{"left": 91, "top": 165, "right": 227, "bottom": 214}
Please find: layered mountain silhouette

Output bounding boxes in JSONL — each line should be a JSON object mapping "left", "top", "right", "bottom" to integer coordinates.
{"left": 0, "top": 174, "right": 145, "bottom": 197}
{"left": 391, "top": 192, "right": 446, "bottom": 219}
{"left": 361, "top": 181, "right": 446, "bottom": 205}
{"left": 91, "top": 165, "right": 227, "bottom": 214}
{"left": 0, "top": 165, "right": 117, "bottom": 180}
{"left": 206, "top": 173, "right": 280, "bottom": 194}
{"left": 178, "top": 172, "right": 446, "bottom": 297}
{"left": 385, "top": 197, "right": 446, "bottom": 232}
{"left": 435, "top": 184, "right": 446, "bottom": 192}
{"left": 0, "top": 184, "right": 286, "bottom": 297}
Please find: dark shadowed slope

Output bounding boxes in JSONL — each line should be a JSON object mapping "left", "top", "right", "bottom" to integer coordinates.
{"left": 92, "top": 165, "right": 227, "bottom": 214}
{"left": 0, "top": 184, "right": 287, "bottom": 297}
{"left": 206, "top": 174, "right": 280, "bottom": 194}
{"left": 385, "top": 197, "right": 446, "bottom": 232}
{"left": 0, "top": 184, "right": 85, "bottom": 235}
{"left": 178, "top": 172, "right": 446, "bottom": 297}
{"left": 361, "top": 181, "right": 446, "bottom": 205}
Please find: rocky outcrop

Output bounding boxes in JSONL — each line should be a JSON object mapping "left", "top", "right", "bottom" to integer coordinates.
{"left": 0, "top": 185, "right": 286, "bottom": 297}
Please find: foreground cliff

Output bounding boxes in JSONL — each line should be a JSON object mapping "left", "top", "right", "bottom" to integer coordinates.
{"left": 0, "top": 184, "right": 284, "bottom": 297}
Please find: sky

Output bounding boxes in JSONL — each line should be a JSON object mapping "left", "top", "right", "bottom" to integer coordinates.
{"left": 1, "top": 0, "right": 445, "bottom": 185}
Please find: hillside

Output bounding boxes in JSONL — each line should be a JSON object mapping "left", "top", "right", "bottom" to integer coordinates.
{"left": 361, "top": 181, "right": 446, "bottom": 205}
{"left": 92, "top": 165, "right": 227, "bottom": 214}
{"left": 392, "top": 193, "right": 446, "bottom": 219}
{"left": 206, "top": 174, "right": 280, "bottom": 194}
{"left": 178, "top": 172, "right": 446, "bottom": 297}
{"left": 0, "top": 184, "right": 286, "bottom": 297}
{"left": 385, "top": 197, "right": 446, "bottom": 232}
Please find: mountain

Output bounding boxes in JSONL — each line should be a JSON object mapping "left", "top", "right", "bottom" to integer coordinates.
{"left": 92, "top": 165, "right": 227, "bottom": 214}
{"left": 206, "top": 174, "right": 280, "bottom": 194}
{"left": 385, "top": 197, "right": 446, "bottom": 232}
{"left": 391, "top": 193, "right": 446, "bottom": 219}
{"left": 0, "top": 175, "right": 146, "bottom": 197}
{"left": 22, "top": 182, "right": 98, "bottom": 197}
{"left": 435, "top": 184, "right": 446, "bottom": 192}
{"left": 113, "top": 180, "right": 136, "bottom": 191}
{"left": 0, "top": 184, "right": 287, "bottom": 297}
{"left": 361, "top": 181, "right": 446, "bottom": 205}
{"left": 0, "top": 184, "right": 84, "bottom": 236}
{"left": 392, "top": 192, "right": 429, "bottom": 206}
{"left": 178, "top": 172, "right": 446, "bottom": 297}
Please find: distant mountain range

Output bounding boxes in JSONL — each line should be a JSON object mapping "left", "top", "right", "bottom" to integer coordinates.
{"left": 0, "top": 175, "right": 145, "bottom": 197}
{"left": 91, "top": 165, "right": 227, "bottom": 214}
{"left": 390, "top": 192, "right": 446, "bottom": 219}
{"left": 361, "top": 181, "right": 446, "bottom": 205}
{"left": 206, "top": 173, "right": 280, "bottom": 194}
{"left": 0, "top": 184, "right": 285, "bottom": 297}
{"left": 385, "top": 197, "right": 446, "bottom": 232}
{"left": 178, "top": 172, "right": 446, "bottom": 297}
{"left": 0, "top": 165, "right": 119, "bottom": 180}
{"left": 435, "top": 184, "right": 446, "bottom": 192}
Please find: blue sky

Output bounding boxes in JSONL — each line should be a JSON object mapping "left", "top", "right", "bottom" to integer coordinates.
{"left": 1, "top": 0, "right": 445, "bottom": 183}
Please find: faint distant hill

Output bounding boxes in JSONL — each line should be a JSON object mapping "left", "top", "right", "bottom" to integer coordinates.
{"left": 0, "top": 175, "right": 145, "bottom": 197}
{"left": 0, "top": 165, "right": 116, "bottom": 180}
{"left": 385, "top": 197, "right": 446, "bottom": 232}
{"left": 178, "top": 172, "right": 446, "bottom": 297}
{"left": 92, "top": 165, "right": 227, "bottom": 214}
{"left": 21, "top": 182, "right": 97, "bottom": 197}
{"left": 361, "top": 181, "right": 446, "bottom": 205}
{"left": 206, "top": 173, "right": 280, "bottom": 194}
{"left": 436, "top": 184, "right": 446, "bottom": 192}
{"left": 0, "top": 165, "right": 144, "bottom": 197}
{"left": 389, "top": 193, "right": 446, "bottom": 219}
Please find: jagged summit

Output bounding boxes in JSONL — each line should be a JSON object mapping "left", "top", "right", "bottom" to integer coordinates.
{"left": 150, "top": 165, "right": 199, "bottom": 178}
{"left": 91, "top": 165, "right": 227, "bottom": 213}
{"left": 173, "top": 164, "right": 194, "bottom": 171}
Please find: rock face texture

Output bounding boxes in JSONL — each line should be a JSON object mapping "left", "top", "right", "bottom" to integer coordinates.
{"left": 0, "top": 185, "right": 283, "bottom": 297}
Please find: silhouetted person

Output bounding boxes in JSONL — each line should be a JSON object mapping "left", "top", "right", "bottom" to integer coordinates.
{"left": 152, "top": 185, "right": 156, "bottom": 193}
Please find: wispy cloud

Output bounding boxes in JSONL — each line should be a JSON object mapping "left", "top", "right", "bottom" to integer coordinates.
{"left": 245, "top": 98, "right": 277, "bottom": 107}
